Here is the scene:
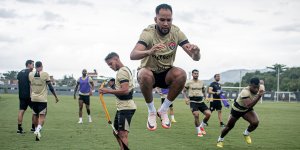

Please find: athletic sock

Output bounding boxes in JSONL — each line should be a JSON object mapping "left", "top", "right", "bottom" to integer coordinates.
{"left": 171, "top": 115, "right": 175, "bottom": 120}
{"left": 88, "top": 115, "right": 91, "bottom": 118}
{"left": 158, "top": 98, "right": 172, "bottom": 113}
{"left": 200, "top": 121, "right": 205, "bottom": 128}
{"left": 31, "top": 124, "right": 35, "bottom": 129}
{"left": 244, "top": 129, "right": 250, "bottom": 135}
{"left": 146, "top": 101, "right": 156, "bottom": 113}
{"left": 18, "top": 124, "right": 22, "bottom": 130}
{"left": 218, "top": 136, "right": 224, "bottom": 142}
{"left": 220, "top": 122, "right": 224, "bottom": 125}
{"left": 196, "top": 126, "right": 200, "bottom": 133}
{"left": 79, "top": 117, "right": 83, "bottom": 122}
{"left": 36, "top": 125, "right": 42, "bottom": 132}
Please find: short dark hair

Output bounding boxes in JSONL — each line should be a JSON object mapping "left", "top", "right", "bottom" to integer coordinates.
{"left": 250, "top": 77, "right": 260, "bottom": 86}
{"left": 109, "top": 78, "right": 115, "bottom": 82}
{"left": 25, "top": 60, "right": 34, "bottom": 67}
{"left": 35, "top": 61, "right": 42, "bottom": 68}
{"left": 105, "top": 52, "right": 119, "bottom": 61}
{"left": 156, "top": 4, "right": 172, "bottom": 14}
{"left": 192, "top": 69, "right": 198, "bottom": 73}
{"left": 214, "top": 74, "right": 220, "bottom": 78}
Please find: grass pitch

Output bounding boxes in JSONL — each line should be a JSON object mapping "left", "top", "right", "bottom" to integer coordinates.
{"left": 0, "top": 94, "right": 300, "bottom": 150}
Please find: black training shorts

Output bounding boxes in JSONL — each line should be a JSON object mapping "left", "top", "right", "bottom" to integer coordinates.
{"left": 190, "top": 102, "right": 209, "bottom": 113}
{"left": 79, "top": 95, "right": 90, "bottom": 105}
{"left": 114, "top": 109, "right": 136, "bottom": 132}
{"left": 32, "top": 102, "right": 47, "bottom": 116}
{"left": 231, "top": 108, "right": 254, "bottom": 119}
{"left": 19, "top": 97, "right": 32, "bottom": 110}
{"left": 210, "top": 100, "right": 222, "bottom": 111}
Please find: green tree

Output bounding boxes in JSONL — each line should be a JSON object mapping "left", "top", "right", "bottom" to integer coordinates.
{"left": 58, "top": 75, "right": 76, "bottom": 87}
{"left": 3, "top": 71, "right": 18, "bottom": 80}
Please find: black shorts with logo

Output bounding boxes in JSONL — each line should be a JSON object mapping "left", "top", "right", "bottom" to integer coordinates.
{"left": 79, "top": 95, "right": 90, "bottom": 105}
{"left": 231, "top": 108, "right": 254, "bottom": 119}
{"left": 114, "top": 109, "right": 136, "bottom": 132}
{"left": 190, "top": 102, "right": 209, "bottom": 113}
{"left": 31, "top": 102, "right": 47, "bottom": 115}
{"left": 19, "top": 97, "right": 32, "bottom": 110}
{"left": 161, "top": 98, "right": 173, "bottom": 108}
{"left": 210, "top": 100, "right": 222, "bottom": 111}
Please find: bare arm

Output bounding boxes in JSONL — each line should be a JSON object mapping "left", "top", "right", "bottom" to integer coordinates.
{"left": 181, "top": 43, "right": 201, "bottom": 61}
{"left": 202, "top": 87, "right": 206, "bottom": 98}
{"left": 99, "top": 82, "right": 131, "bottom": 95}
{"left": 74, "top": 82, "right": 79, "bottom": 99}
{"left": 130, "top": 43, "right": 166, "bottom": 60}
{"left": 182, "top": 88, "right": 190, "bottom": 105}
{"left": 208, "top": 87, "right": 215, "bottom": 94}
{"left": 47, "top": 81, "right": 59, "bottom": 103}
{"left": 243, "top": 89, "right": 264, "bottom": 108}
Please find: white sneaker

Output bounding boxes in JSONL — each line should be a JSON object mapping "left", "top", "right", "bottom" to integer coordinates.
{"left": 34, "top": 131, "right": 41, "bottom": 141}
{"left": 78, "top": 120, "right": 83, "bottom": 124}
{"left": 157, "top": 111, "right": 171, "bottom": 129}
{"left": 147, "top": 112, "right": 157, "bottom": 131}
{"left": 88, "top": 117, "right": 92, "bottom": 123}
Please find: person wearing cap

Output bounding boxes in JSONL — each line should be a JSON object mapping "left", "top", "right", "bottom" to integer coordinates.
{"left": 216, "top": 77, "right": 265, "bottom": 148}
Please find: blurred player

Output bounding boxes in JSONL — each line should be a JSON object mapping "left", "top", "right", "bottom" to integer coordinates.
{"left": 155, "top": 87, "right": 177, "bottom": 123}
{"left": 182, "top": 69, "right": 211, "bottom": 137}
{"left": 74, "top": 69, "right": 94, "bottom": 123}
{"left": 208, "top": 74, "right": 225, "bottom": 127}
{"left": 29, "top": 61, "right": 59, "bottom": 141}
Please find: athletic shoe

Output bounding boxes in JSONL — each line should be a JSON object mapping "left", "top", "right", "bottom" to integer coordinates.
{"left": 171, "top": 118, "right": 177, "bottom": 123}
{"left": 147, "top": 112, "right": 157, "bottom": 131}
{"left": 217, "top": 141, "right": 224, "bottom": 148}
{"left": 88, "top": 117, "right": 92, "bottom": 123}
{"left": 78, "top": 120, "right": 83, "bottom": 124}
{"left": 200, "top": 127, "right": 206, "bottom": 135}
{"left": 244, "top": 134, "right": 252, "bottom": 144}
{"left": 17, "top": 129, "right": 25, "bottom": 134}
{"left": 34, "top": 131, "right": 41, "bottom": 141}
{"left": 197, "top": 132, "right": 203, "bottom": 137}
{"left": 157, "top": 111, "right": 171, "bottom": 129}
{"left": 30, "top": 128, "right": 35, "bottom": 132}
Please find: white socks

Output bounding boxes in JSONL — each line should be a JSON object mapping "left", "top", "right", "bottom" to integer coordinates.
{"left": 158, "top": 98, "right": 172, "bottom": 113}
{"left": 171, "top": 115, "right": 175, "bottom": 120}
{"left": 196, "top": 126, "right": 200, "bottom": 133}
{"left": 146, "top": 101, "right": 156, "bottom": 113}
{"left": 200, "top": 121, "right": 205, "bottom": 128}
{"left": 218, "top": 136, "right": 224, "bottom": 142}
{"left": 36, "top": 125, "right": 42, "bottom": 132}
{"left": 244, "top": 129, "right": 250, "bottom": 135}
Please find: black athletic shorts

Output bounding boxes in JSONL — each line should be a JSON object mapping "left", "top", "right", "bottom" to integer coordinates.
{"left": 210, "top": 100, "right": 222, "bottom": 111}
{"left": 114, "top": 109, "right": 136, "bottom": 132}
{"left": 19, "top": 97, "right": 32, "bottom": 110}
{"left": 31, "top": 102, "right": 47, "bottom": 116}
{"left": 79, "top": 95, "right": 90, "bottom": 105}
{"left": 190, "top": 102, "right": 209, "bottom": 113}
{"left": 152, "top": 68, "right": 172, "bottom": 88}
{"left": 231, "top": 108, "right": 254, "bottom": 119}
{"left": 161, "top": 98, "right": 173, "bottom": 108}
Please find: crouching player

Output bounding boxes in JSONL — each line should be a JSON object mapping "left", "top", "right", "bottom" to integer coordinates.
{"left": 217, "top": 77, "right": 264, "bottom": 148}
{"left": 99, "top": 52, "right": 136, "bottom": 150}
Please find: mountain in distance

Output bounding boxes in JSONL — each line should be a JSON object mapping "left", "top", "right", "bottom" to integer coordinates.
{"left": 203, "top": 68, "right": 270, "bottom": 85}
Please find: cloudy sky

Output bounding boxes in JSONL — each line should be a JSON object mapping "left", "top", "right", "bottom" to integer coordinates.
{"left": 0, "top": 0, "right": 299, "bottom": 80}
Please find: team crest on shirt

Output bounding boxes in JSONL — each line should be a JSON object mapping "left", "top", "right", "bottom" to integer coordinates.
{"left": 168, "top": 42, "right": 176, "bottom": 50}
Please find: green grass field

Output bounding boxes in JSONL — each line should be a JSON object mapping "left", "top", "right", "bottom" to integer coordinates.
{"left": 1, "top": 94, "right": 300, "bottom": 150}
